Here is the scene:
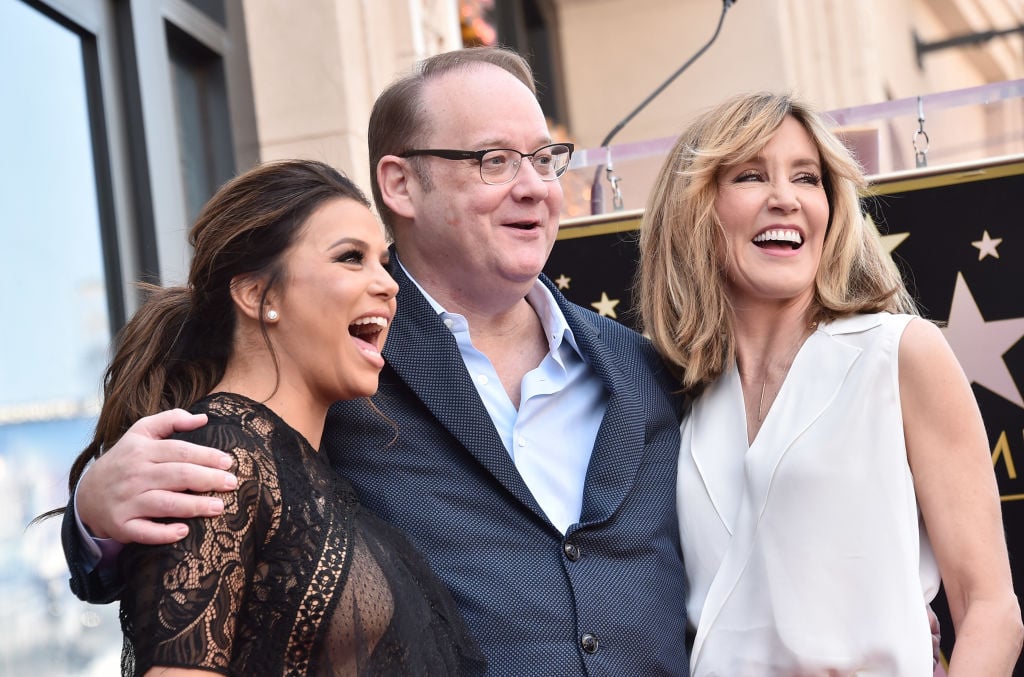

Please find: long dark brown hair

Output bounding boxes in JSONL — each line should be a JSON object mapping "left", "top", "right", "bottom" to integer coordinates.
{"left": 41, "top": 159, "right": 369, "bottom": 520}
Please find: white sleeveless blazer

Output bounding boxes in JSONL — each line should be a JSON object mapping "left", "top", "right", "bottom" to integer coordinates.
{"left": 679, "top": 313, "right": 940, "bottom": 676}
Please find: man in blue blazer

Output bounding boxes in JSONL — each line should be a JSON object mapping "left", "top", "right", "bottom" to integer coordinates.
{"left": 64, "top": 47, "right": 689, "bottom": 675}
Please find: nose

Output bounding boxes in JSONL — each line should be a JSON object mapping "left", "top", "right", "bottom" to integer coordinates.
{"left": 372, "top": 262, "right": 399, "bottom": 299}
{"left": 767, "top": 180, "right": 800, "bottom": 212}
{"left": 509, "top": 155, "right": 551, "bottom": 200}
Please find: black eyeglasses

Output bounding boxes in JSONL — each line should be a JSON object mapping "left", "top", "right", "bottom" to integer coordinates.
{"left": 399, "top": 143, "right": 574, "bottom": 185}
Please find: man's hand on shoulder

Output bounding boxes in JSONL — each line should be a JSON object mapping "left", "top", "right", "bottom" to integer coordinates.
{"left": 77, "top": 409, "right": 238, "bottom": 545}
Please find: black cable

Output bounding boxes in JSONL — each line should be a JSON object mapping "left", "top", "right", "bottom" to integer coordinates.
{"left": 590, "top": 0, "right": 737, "bottom": 214}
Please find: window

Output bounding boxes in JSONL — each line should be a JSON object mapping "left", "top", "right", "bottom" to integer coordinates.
{"left": 0, "top": 0, "right": 122, "bottom": 672}
{"left": 167, "top": 20, "right": 236, "bottom": 224}
{"left": 0, "top": 1, "right": 256, "bottom": 672}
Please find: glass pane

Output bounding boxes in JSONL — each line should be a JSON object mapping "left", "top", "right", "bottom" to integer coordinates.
{"left": 167, "top": 21, "right": 235, "bottom": 225}
{"left": 0, "top": 0, "right": 120, "bottom": 673}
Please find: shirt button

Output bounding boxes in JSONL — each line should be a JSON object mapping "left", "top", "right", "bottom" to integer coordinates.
{"left": 443, "top": 318, "right": 454, "bottom": 329}
{"left": 517, "top": 437, "right": 527, "bottom": 447}
{"left": 477, "top": 374, "right": 489, "bottom": 386}
{"left": 580, "top": 633, "right": 599, "bottom": 654}
{"left": 563, "top": 542, "right": 581, "bottom": 561}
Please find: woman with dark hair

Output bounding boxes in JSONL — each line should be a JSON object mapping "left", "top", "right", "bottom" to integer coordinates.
{"left": 639, "top": 93, "right": 1021, "bottom": 675}
{"left": 52, "top": 159, "right": 482, "bottom": 675}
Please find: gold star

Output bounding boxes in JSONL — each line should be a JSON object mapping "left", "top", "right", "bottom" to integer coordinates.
{"left": 554, "top": 274, "right": 571, "bottom": 290}
{"left": 880, "top": 232, "right": 910, "bottom": 253}
{"left": 867, "top": 214, "right": 910, "bottom": 254}
{"left": 591, "top": 291, "right": 620, "bottom": 319}
{"left": 971, "top": 230, "right": 1002, "bottom": 261}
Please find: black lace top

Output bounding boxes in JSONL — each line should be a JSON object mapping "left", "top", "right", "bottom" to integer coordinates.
{"left": 118, "top": 393, "right": 484, "bottom": 676}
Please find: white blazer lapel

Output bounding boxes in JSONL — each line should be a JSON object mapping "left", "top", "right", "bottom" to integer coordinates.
{"left": 688, "top": 364, "right": 748, "bottom": 535}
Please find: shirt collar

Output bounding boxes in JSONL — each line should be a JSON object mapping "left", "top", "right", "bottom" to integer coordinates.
{"left": 395, "top": 254, "right": 582, "bottom": 358}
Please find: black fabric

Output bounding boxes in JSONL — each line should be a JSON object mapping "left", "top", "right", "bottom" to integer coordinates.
{"left": 117, "top": 392, "right": 484, "bottom": 676}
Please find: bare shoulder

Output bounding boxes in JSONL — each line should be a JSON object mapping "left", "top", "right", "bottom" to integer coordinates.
{"left": 898, "top": 317, "right": 961, "bottom": 386}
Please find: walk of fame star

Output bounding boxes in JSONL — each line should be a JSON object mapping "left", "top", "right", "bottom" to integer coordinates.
{"left": 941, "top": 272, "right": 1024, "bottom": 409}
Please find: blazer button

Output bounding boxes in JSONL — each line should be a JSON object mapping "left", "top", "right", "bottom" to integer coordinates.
{"left": 563, "top": 542, "right": 581, "bottom": 561}
{"left": 580, "top": 633, "right": 599, "bottom": 654}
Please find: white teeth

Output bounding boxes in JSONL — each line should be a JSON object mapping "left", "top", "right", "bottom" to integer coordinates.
{"left": 350, "top": 316, "right": 388, "bottom": 328}
{"left": 753, "top": 229, "right": 802, "bottom": 244}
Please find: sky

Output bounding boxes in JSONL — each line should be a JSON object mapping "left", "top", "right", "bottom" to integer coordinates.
{"left": 0, "top": 0, "right": 111, "bottom": 417}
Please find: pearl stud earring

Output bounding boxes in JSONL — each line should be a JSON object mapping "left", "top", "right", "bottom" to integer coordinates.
{"left": 266, "top": 310, "right": 279, "bottom": 321}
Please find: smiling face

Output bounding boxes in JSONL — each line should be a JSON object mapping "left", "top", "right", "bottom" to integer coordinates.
{"left": 397, "top": 64, "right": 562, "bottom": 307}
{"left": 714, "top": 115, "right": 830, "bottom": 310}
{"left": 270, "top": 197, "right": 398, "bottom": 405}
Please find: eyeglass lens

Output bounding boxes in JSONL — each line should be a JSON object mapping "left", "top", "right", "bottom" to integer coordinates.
{"left": 480, "top": 144, "right": 571, "bottom": 184}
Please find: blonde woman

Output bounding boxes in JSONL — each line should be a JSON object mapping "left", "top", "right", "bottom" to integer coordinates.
{"left": 639, "top": 92, "right": 1021, "bottom": 675}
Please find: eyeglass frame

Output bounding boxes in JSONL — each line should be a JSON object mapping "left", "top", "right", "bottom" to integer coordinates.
{"left": 398, "top": 142, "right": 575, "bottom": 185}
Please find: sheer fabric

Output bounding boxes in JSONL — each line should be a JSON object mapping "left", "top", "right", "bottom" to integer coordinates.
{"left": 119, "top": 392, "right": 483, "bottom": 676}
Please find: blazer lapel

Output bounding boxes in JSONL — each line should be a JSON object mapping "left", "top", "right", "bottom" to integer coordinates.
{"left": 381, "top": 262, "right": 549, "bottom": 521}
{"left": 545, "top": 280, "right": 648, "bottom": 527}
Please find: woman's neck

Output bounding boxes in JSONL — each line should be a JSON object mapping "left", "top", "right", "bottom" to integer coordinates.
{"left": 212, "top": 357, "right": 329, "bottom": 451}
{"left": 732, "top": 302, "right": 817, "bottom": 443}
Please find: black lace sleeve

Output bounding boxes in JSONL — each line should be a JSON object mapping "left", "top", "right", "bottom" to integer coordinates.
{"left": 117, "top": 420, "right": 281, "bottom": 676}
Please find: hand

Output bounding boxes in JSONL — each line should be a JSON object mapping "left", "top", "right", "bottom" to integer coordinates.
{"left": 76, "top": 409, "right": 237, "bottom": 545}
{"left": 928, "top": 602, "right": 941, "bottom": 667}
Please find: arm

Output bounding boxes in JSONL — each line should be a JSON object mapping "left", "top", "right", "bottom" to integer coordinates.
{"left": 62, "top": 409, "right": 238, "bottom": 602}
{"left": 900, "top": 319, "right": 1024, "bottom": 675}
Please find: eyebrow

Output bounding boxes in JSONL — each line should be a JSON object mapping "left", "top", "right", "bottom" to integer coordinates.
{"left": 327, "top": 236, "right": 367, "bottom": 249}
{"left": 474, "top": 138, "right": 555, "bottom": 150}
{"left": 327, "top": 236, "right": 390, "bottom": 262}
{"left": 745, "top": 155, "right": 822, "bottom": 169}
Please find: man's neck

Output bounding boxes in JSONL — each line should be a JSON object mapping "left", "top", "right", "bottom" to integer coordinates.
{"left": 396, "top": 251, "right": 539, "bottom": 328}
{"left": 397, "top": 254, "right": 551, "bottom": 406}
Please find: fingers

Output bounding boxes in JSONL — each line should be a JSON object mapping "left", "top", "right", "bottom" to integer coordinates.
{"left": 122, "top": 519, "right": 190, "bottom": 546}
{"left": 109, "top": 442, "right": 238, "bottom": 487}
{"left": 76, "top": 408, "right": 239, "bottom": 543}
{"left": 81, "top": 474, "right": 231, "bottom": 543}
{"left": 133, "top": 408, "right": 209, "bottom": 438}
{"left": 117, "top": 488, "right": 231, "bottom": 545}
{"left": 125, "top": 411, "right": 234, "bottom": 469}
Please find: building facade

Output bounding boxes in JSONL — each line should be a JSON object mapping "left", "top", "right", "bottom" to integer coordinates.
{"left": 1, "top": 0, "right": 1020, "bottom": 673}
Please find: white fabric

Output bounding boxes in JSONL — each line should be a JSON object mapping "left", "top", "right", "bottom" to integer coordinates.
{"left": 678, "top": 313, "right": 940, "bottom": 676}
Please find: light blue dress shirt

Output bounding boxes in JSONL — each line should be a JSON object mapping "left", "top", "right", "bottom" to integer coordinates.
{"left": 401, "top": 262, "right": 608, "bottom": 533}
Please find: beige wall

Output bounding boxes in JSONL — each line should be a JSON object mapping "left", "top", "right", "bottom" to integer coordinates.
{"left": 237, "top": 0, "right": 1023, "bottom": 212}
{"left": 241, "top": 0, "right": 460, "bottom": 195}
{"left": 555, "top": 0, "right": 1022, "bottom": 149}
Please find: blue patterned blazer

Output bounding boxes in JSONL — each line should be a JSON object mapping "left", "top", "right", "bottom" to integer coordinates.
{"left": 325, "top": 263, "right": 690, "bottom": 676}
{"left": 62, "top": 262, "right": 690, "bottom": 676}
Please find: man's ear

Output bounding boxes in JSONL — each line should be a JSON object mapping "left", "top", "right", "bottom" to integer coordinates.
{"left": 377, "top": 155, "right": 417, "bottom": 219}
{"left": 229, "top": 273, "right": 275, "bottom": 323}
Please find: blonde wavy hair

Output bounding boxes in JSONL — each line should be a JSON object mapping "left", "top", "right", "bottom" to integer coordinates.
{"left": 637, "top": 92, "right": 917, "bottom": 394}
